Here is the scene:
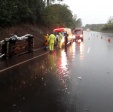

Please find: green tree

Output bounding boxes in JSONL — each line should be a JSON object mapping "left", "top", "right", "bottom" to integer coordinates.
{"left": 0, "top": 0, "right": 80, "bottom": 29}
{"left": 100, "top": 16, "right": 113, "bottom": 32}
{"left": 0, "top": 0, "right": 45, "bottom": 27}
{"left": 42, "top": 4, "right": 75, "bottom": 28}
{"left": 75, "top": 18, "right": 82, "bottom": 28}
{"left": 107, "top": 16, "right": 113, "bottom": 24}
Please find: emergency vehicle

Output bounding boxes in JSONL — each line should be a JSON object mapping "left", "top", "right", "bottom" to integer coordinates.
{"left": 53, "top": 27, "right": 73, "bottom": 46}
{"left": 72, "top": 28, "right": 84, "bottom": 42}
{"left": 0, "top": 34, "right": 34, "bottom": 59}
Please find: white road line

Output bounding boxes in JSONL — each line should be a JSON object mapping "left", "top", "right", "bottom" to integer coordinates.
{"left": 0, "top": 52, "right": 49, "bottom": 73}
{"left": 87, "top": 47, "right": 90, "bottom": 53}
{"left": 33, "top": 47, "right": 44, "bottom": 51}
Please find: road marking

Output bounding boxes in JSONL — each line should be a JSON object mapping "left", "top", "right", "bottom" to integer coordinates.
{"left": 0, "top": 52, "right": 49, "bottom": 73}
{"left": 33, "top": 47, "right": 44, "bottom": 51}
{"left": 87, "top": 47, "right": 90, "bottom": 53}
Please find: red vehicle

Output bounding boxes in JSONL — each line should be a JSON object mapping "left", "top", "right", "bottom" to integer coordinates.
{"left": 53, "top": 28, "right": 64, "bottom": 32}
{"left": 73, "top": 28, "right": 84, "bottom": 41}
{"left": 53, "top": 27, "right": 73, "bottom": 45}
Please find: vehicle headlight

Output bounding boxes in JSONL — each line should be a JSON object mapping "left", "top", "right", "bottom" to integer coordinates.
{"left": 72, "top": 35, "right": 75, "bottom": 39}
{"left": 62, "top": 38, "right": 64, "bottom": 43}
{"left": 80, "top": 34, "right": 83, "bottom": 37}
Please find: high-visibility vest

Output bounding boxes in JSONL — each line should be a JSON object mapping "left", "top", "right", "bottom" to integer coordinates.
{"left": 58, "top": 33, "right": 63, "bottom": 41}
{"left": 48, "top": 34, "right": 56, "bottom": 44}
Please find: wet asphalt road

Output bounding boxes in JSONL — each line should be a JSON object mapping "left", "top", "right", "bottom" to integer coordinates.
{"left": 0, "top": 31, "right": 113, "bottom": 112}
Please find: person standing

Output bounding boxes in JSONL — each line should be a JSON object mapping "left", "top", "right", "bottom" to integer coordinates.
{"left": 64, "top": 31, "right": 68, "bottom": 51}
{"left": 48, "top": 33, "right": 56, "bottom": 51}
{"left": 58, "top": 33, "right": 63, "bottom": 48}
{"left": 44, "top": 34, "right": 49, "bottom": 50}
{"left": 55, "top": 33, "right": 59, "bottom": 47}
{"left": 45, "top": 34, "right": 49, "bottom": 42}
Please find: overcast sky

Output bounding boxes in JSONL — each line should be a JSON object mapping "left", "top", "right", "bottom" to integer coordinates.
{"left": 57, "top": 0, "right": 113, "bottom": 26}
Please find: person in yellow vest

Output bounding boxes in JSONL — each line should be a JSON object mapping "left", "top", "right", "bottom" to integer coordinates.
{"left": 58, "top": 33, "right": 63, "bottom": 48}
{"left": 48, "top": 33, "right": 56, "bottom": 51}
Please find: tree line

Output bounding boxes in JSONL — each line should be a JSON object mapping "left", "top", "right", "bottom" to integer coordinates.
{"left": 100, "top": 17, "right": 113, "bottom": 32}
{"left": 0, "top": 0, "right": 82, "bottom": 28}
{"left": 84, "top": 17, "right": 113, "bottom": 32}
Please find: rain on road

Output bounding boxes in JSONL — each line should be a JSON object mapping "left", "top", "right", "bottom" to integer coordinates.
{"left": 0, "top": 31, "right": 113, "bottom": 112}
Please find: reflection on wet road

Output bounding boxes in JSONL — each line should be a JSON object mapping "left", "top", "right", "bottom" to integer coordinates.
{"left": 0, "top": 31, "right": 113, "bottom": 112}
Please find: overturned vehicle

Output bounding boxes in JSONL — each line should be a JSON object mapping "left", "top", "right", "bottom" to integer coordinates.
{"left": 0, "top": 34, "right": 34, "bottom": 59}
